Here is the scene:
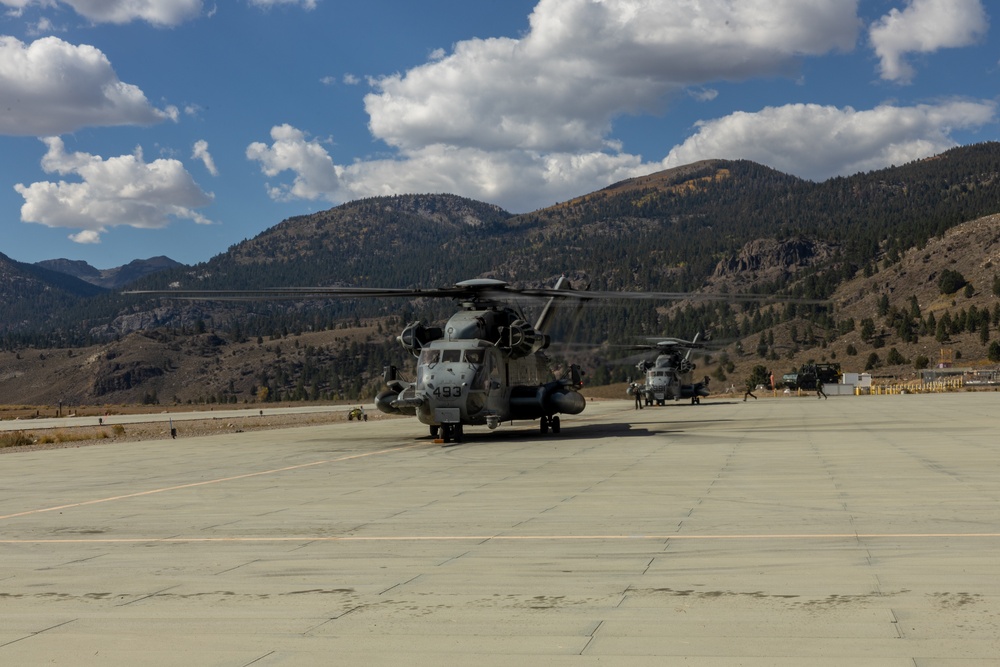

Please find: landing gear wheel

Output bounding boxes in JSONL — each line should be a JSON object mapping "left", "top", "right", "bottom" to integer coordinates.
{"left": 430, "top": 425, "right": 440, "bottom": 438}
{"left": 551, "top": 416, "right": 561, "bottom": 434}
{"left": 440, "top": 424, "right": 463, "bottom": 445}
{"left": 539, "top": 416, "right": 549, "bottom": 435}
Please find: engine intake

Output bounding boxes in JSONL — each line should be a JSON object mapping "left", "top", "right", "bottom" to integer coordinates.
{"left": 507, "top": 319, "right": 548, "bottom": 358}
{"left": 398, "top": 322, "right": 443, "bottom": 354}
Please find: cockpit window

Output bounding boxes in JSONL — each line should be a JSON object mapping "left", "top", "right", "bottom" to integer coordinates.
{"left": 464, "top": 349, "right": 484, "bottom": 364}
{"left": 441, "top": 349, "right": 462, "bottom": 363}
{"left": 419, "top": 349, "right": 440, "bottom": 365}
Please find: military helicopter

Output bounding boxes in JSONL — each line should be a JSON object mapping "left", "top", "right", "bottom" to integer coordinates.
{"left": 626, "top": 334, "right": 711, "bottom": 405}
{"left": 132, "top": 276, "right": 592, "bottom": 443}
{"left": 375, "top": 277, "right": 586, "bottom": 443}
{"left": 131, "top": 277, "right": 813, "bottom": 443}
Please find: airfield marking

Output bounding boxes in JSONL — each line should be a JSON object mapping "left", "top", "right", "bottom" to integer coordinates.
{"left": 0, "top": 443, "right": 428, "bottom": 522}
{"left": 3, "top": 532, "right": 1000, "bottom": 545}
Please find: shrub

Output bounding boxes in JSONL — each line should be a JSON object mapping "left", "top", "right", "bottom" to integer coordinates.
{"left": 0, "top": 431, "right": 34, "bottom": 449}
{"left": 886, "top": 348, "right": 907, "bottom": 365}
{"left": 865, "top": 352, "right": 880, "bottom": 370}
{"left": 860, "top": 318, "right": 876, "bottom": 343}
{"left": 938, "top": 269, "right": 967, "bottom": 294}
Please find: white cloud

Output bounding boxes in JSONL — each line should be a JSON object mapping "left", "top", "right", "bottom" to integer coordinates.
{"left": 247, "top": 123, "right": 653, "bottom": 211}
{"left": 25, "top": 16, "right": 60, "bottom": 36}
{"left": 0, "top": 36, "right": 172, "bottom": 136}
{"left": 192, "top": 139, "right": 218, "bottom": 176}
{"left": 320, "top": 73, "right": 359, "bottom": 86}
{"left": 161, "top": 105, "right": 180, "bottom": 123}
{"left": 0, "top": 0, "right": 34, "bottom": 15}
{"left": 15, "top": 137, "right": 215, "bottom": 244}
{"left": 688, "top": 88, "right": 719, "bottom": 102}
{"left": 869, "top": 0, "right": 989, "bottom": 83}
{"left": 336, "top": 145, "right": 647, "bottom": 211}
{"left": 69, "top": 229, "right": 101, "bottom": 244}
{"left": 1, "top": 0, "right": 204, "bottom": 26}
{"left": 245, "top": 124, "right": 341, "bottom": 201}
{"left": 365, "top": 0, "right": 860, "bottom": 154}
{"left": 662, "top": 100, "right": 998, "bottom": 180}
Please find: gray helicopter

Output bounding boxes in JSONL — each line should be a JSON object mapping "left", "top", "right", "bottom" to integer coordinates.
{"left": 133, "top": 276, "right": 591, "bottom": 443}
{"left": 627, "top": 334, "right": 710, "bottom": 406}
{"left": 376, "top": 277, "right": 585, "bottom": 443}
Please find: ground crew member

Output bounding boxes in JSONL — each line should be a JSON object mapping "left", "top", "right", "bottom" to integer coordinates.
{"left": 631, "top": 383, "right": 644, "bottom": 410}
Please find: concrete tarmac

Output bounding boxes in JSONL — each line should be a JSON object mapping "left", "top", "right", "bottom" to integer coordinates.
{"left": 1, "top": 393, "right": 999, "bottom": 665}
{"left": 0, "top": 404, "right": 362, "bottom": 432}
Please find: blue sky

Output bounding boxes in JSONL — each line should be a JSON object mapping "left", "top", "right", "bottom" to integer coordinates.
{"left": 0, "top": 0, "right": 996, "bottom": 269}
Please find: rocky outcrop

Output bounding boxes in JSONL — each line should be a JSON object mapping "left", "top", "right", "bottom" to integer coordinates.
{"left": 713, "top": 238, "right": 836, "bottom": 277}
{"left": 91, "top": 361, "right": 165, "bottom": 396}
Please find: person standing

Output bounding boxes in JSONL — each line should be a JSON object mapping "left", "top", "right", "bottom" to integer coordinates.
{"left": 743, "top": 377, "right": 757, "bottom": 401}
{"left": 631, "top": 382, "right": 644, "bottom": 409}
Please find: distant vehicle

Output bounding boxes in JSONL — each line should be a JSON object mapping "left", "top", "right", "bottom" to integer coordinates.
{"left": 348, "top": 407, "right": 367, "bottom": 422}
{"left": 781, "top": 372, "right": 800, "bottom": 388}
{"left": 784, "top": 363, "right": 841, "bottom": 390}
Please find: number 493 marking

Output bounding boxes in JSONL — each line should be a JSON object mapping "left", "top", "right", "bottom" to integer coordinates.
{"left": 432, "top": 386, "right": 462, "bottom": 398}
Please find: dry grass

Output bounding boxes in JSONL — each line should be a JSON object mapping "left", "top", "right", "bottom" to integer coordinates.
{"left": 0, "top": 409, "right": 392, "bottom": 454}
{"left": 1, "top": 428, "right": 112, "bottom": 449}
{"left": 0, "top": 431, "right": 34, "bottom": 449}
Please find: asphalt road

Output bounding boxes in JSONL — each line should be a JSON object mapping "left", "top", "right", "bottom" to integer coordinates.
{"left": 1, "top": 393, "right": 999, "bottom": 665}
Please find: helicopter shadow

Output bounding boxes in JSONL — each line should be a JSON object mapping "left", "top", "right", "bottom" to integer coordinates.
{"left": 639, "top": 399, "right": 743, "bottom": 408}
{"left": 621, "top": 400, "right": 746, "bottom": 430}
{"left": 425, "top": 420, "right": 667, "bottom": 448}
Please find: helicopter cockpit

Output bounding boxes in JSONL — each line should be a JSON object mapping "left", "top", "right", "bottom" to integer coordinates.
{"left": 417, "top": 346, "right": 484, "bottom": 366}
{"left": 412, "top": 342, "right": 494, "bottom": 430}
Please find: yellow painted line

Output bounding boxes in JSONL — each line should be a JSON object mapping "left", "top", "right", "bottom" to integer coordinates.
{"left": 3, "top": 533, "right": 1000, "bottom": 545}
{"left": 0, "top": 443, "right": 427, "bottom": 521}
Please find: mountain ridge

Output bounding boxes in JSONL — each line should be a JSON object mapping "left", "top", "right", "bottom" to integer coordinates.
{"left": 35, "top": 256, "right": 185, "bottom": 290}
{"left": 1, "top": 145, "right": 999, "bottom": 405}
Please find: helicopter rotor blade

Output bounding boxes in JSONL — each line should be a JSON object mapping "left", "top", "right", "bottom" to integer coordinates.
{"left": 127, "top": 277, "right": 828, "bottom": 306}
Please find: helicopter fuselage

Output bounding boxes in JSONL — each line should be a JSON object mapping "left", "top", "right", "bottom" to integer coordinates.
{"left": 639, "top": 352, "right": 709, "bottom": 405}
